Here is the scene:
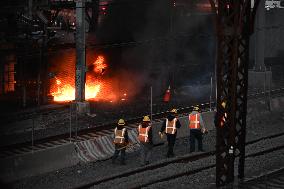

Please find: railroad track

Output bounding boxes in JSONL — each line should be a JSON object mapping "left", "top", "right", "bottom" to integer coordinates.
{"left": 0, "top": 103, "right": 69, "bottom": 125}
{"left": 0, "top": 103, "right": 210, "bottom": 159}
{"left": 73, "top": 132, "right": 284, "bottom": 189}
{"left": 0, "top": 87, "right": 283, "bottom": 159}
{"left": 240, "top": 167, "right": 284, "bottom": 188}
{"left": 1, "top": 87, "right": 283, "bottom": 124}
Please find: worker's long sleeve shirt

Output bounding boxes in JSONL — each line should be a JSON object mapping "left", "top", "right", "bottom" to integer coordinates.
{"left": 160, "top": 114, "right": 181, "bottom": 134}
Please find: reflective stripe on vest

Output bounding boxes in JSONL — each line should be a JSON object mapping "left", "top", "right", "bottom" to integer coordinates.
{"left": 189, "top": 113, "right": 200, "bottom": 129}
{"left": 165, "top": 118, "right": 177, "bottom": 134}
{"left": 114, "top": 128, "right": 126, "bottom": 144}
{"left": 138, "top": 125, "right": 151, "bottom": 143}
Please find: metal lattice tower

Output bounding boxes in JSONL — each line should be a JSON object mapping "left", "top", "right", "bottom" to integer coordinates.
{"left": 211, "top": 0, "right": 260, "bottom": 186}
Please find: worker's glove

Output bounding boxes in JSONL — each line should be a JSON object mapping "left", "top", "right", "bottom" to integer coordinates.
{"left": 202, "top": 128, "right": 208, "bottom": 134}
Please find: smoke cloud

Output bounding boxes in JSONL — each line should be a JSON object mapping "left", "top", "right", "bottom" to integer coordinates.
{"left": 97, "top": 0, "right": 216, "bottom": 101}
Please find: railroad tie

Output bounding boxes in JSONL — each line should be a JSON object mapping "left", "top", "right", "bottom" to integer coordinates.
{"left": 88, "top": 133, "right": 100, "bottom": 138}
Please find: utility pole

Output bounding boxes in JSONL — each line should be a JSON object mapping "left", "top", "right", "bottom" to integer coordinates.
{"left": 28, "top": 0, "right": 33, "bottom": 18}
{"left": 255, "top": 0, "right": 266, "bottom": 71}
{"left": 169, "top": 0, "right": 175, "bottom": 96}
{"left": 75, "top": 0, "right": 86, "bottom": 102}
{"left": 37, "top": 26, "right": 46, "bottom": 106}
{"left": 209, "top": 0, "right": 262, "bottom": 187}
{"left": 214, "top": 0, "right": 251, "bottom": 185}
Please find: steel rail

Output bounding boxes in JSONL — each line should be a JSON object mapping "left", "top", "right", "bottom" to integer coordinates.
{"left": 1, "top": 87, "right": 284, "bottom": 155}
{"left": 242, "top": 167, "right": 284, "bottom": 185}
{"left": 73, "top": 132, "right": 284, "bottom": 189}
{"left": 132, "top": 145, "right": 284, "bottom": 189}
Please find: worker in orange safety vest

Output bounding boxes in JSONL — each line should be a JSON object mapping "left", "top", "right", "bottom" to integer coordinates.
{"left": 138, "top": 115, "right": 153, "bottom": 166}
{"left": 159, "top": 109, "right": 181, "bottom": 157}
{"left": 188, "top": 106, "right": 206, "bottom": 152}
{"left": 112, "top": 119, "right": 129, "bottom": 165}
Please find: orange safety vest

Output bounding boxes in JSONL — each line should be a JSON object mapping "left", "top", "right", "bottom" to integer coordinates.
{"left": 138, "top": 125, "right": 151, "bottom": 143}
{"left": 114, "top": 128, "right": 126, "bottom": 144}
{"left": 165, "top": 118, "right": 177, "bottom": 134}
{"left": 189, "top": 113, "right": 201, "bottom": 129}
{"left": 220, "top": 113, "right": 227, "bottom": 127}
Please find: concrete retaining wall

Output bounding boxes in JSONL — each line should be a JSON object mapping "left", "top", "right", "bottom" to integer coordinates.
{"left": 248, "top": 70, "right": 272, "bottom": 88}
{"left": 0, "top": 111, "right": 216, "bottom": 182}
{"left": 75, "top": 130, "right": 140, "bottom": 162}
{"left": 0, "top": 143, "right": 80, "bottom": 182}
{"left": 270, "top": 96, "right": 284, "bottom": 112}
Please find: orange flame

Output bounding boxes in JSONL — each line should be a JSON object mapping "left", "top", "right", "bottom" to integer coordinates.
{"left": 51, "top": 80, "right": 101, "bottom": 102}
{"left": 51, "top": 55, "right": 118, "bottom": 102}
{"left": 56, "top": 79, "right": 61, "bottom": 85}
{"left": 93, "top": 55, "right": 107, "bottom": 74}
{"left": 52, "top": 83, "right": 74, "bottom": 101}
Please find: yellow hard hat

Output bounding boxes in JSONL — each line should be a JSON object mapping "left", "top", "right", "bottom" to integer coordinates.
{"left": 170, "top": 109, "right": 177, "bottom": 114}
{"left": 143, "top": 115, "right": 150, "bottom": 122}
{"left": 118, "top": 119, "right": 125, "bottom": 125}
{"left": 222, "top": 101, "right": 226, "bottom": 108}
{"left": 193, "top": 106, "right": 200, "bottom": 111}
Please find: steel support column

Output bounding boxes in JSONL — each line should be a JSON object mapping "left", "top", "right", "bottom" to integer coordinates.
{"left": 254, "top": 0, "right": 266, "bottom": 71}
{"left": 75, "top": 0, "right": 86, "bottom": 102}
{"left": 214, "top": 0, "right": 252, "bottom": 186}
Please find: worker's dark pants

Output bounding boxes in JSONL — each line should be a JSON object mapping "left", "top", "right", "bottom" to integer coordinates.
{"left": 166, "top": 133, "right": 176, "bottom": 157}
{"left": 112, "top": 145, "right": 126, "bottom": 164}
{"left": 190, "top": 129, "right": 203, "bottom": 152}
{"left": 140, "top": 142, "right": 153, "bottom": 165}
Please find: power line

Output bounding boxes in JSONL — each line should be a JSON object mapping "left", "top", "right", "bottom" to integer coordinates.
{"left": 10, "top": 32, "right": 215, "bottom": 58}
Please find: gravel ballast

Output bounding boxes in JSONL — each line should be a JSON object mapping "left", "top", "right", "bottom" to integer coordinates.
{"left": 8, "top": 99, "right": 284, "bottom": 189}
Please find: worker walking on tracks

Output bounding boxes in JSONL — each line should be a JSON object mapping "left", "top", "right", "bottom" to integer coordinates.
{"left": 188, "top": 106, "right": 207, "bottom": 152}
{"left": 159, "top": 109, "right": 181, "bottom": 158}
{"left": 138, "top": 115, "right": 153, "bottom": 166}
{"left": 112, "top": 119, "right": 129, "bottom": 165}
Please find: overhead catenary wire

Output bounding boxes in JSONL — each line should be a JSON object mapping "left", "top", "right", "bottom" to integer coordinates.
{"left": 11, "top": 32, "right": 215, "bottom": 58}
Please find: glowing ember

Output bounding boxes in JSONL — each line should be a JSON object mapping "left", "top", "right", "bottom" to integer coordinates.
{"left": 56, "top": 79, "right": 61, "bottom": 85}
{"left": 93, "top": 55, "right": 107, "bottom": 74}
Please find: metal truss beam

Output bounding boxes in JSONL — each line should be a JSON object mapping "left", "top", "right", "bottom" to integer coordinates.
{"left": 212, "top": 0, "right": 254, "bottom": 186}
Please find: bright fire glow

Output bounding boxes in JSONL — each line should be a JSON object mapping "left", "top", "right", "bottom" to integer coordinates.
{"left": 93, "top": 55, "right": 107, "bottom": 74}
{"left": 51, "top": 81, "right": 101, "bottom": 102}
{"left": 51, "top": 55, "right": 117, "bottom": 102}
{"left": 56, "top": 79, "right": 61, "bottom": 85}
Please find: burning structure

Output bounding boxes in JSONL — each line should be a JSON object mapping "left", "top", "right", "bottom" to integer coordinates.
{"left": 49, "top": 52, "right": 132, "bottom": 103}
{"left": 1, "top": 0, "right": 283, "bottom": 110}
{"left": 50, "top": 55, "right": 107, "bottom": 102}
